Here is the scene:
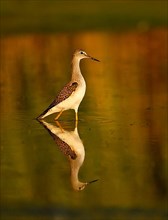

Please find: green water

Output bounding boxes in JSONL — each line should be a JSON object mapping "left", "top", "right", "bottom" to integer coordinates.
{"left": 1, "top": 0, "right": 167, "bottom": 35}
{"left": 1, "top": 30, "right": 167, "bottom": 220}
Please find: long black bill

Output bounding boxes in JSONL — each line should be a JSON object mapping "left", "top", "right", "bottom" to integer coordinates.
{"left": 91, "top": 57, "right": 100, "bottom": 62}
{"left": 88, "top": 179, "right": 99, "bottom": 184}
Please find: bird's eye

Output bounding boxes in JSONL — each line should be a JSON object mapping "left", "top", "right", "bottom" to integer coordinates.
{"left": 80, "top": 51, "right": 84, "bottom": 54}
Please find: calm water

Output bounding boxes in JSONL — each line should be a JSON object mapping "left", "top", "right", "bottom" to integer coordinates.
{"left": 1, "top": 29, "right": 167, "bottom": 220}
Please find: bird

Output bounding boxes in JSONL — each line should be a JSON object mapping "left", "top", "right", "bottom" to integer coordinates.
{"left": 38, "top": 119, "right": 98, "bottom": 191}
{"left": 36, "top": 49, "right": 100, "bottom": 121}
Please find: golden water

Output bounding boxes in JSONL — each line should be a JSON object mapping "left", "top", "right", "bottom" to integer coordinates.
{"left": 1, "top": 29, "right": 167, "bottom": 219}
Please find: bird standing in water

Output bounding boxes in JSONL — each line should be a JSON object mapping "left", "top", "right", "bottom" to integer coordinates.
{"left": 37, "top": 49, "right": 100, "bottom": 121}
{"left": 38, "top": 120, "right": 98, "bottom": 191}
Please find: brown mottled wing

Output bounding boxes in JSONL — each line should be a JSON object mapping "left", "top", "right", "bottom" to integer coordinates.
{"left": 54, "top": 136, "right": 77, "bottom": 160}
{"left": 38, "top": 81, "right": 78, "bottom": 118}
{"left": 47, "top": 128, "right": 77, "bottom": 159}
{"left": 38, "top": 120, "right": 77, "bottom": 159}
{"left": 54, "top": 81, "right": 78, "bottom": 106}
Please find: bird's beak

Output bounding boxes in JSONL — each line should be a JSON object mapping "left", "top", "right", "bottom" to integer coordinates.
{"left": 87, "top": 55, "right": 100, "bottom": 62}
{"left": 87, "top": 179, "right": 99, "bottom": 185}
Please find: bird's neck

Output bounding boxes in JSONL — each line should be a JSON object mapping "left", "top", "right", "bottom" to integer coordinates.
{"left": 71, "top": 57, "right": 84, "bottom": 82}
{"left": 70, "top": 148, "right": 85, "bottom": 187}
{"left": 70, "top": 159, "right": 82, "bottom": 190}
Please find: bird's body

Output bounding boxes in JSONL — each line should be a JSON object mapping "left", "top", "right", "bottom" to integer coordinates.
{"left": 39, "top": 120, "right": 98, "bottom": 191}
{"left": 37, "top": 49, "right": 99, "bottom": 121}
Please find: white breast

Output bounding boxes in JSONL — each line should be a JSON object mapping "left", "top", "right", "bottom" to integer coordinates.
{"left": 54, "top": 79, "right": 86, "bottom": 112}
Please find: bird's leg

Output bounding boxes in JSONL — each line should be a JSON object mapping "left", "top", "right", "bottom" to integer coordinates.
{"left": 75, "top": 110, "right": 79, "bottom": 128}
{"left": 55, "top": 121, "right": 64, "bottom": 133}
{"left": 75, "top": 118, "right": 78, "bottom": 128}
{"left": 75, "top": 110, "right": 78, "bottom": 121}
{"left": 55, "top": 110, "right": 63, "bottom": 121}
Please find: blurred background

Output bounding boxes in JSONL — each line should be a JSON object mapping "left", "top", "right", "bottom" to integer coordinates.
{"left": 1, "top": 1, "right": 167, "bottom": 220}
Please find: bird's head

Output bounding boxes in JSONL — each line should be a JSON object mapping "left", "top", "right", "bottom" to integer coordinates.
{"left": 73, "top": 49, "right": 100, "bottom": 62}
{"left": 73, "top": 179, "right": 99, "bottom": 191}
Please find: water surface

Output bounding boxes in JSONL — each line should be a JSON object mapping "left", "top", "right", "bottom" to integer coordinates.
{"left": 1, "top": 29, "right": 167, "bottom": 220}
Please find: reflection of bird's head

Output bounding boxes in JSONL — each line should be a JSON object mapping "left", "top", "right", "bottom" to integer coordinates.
{"left": 76, "top": 182, "right": 88, "bottom": 191}
{"left": 73, "top": 49, "right": 100, "bottom": 62}
{"left": 73, "top": 179, "right": 99, "bottom": 191}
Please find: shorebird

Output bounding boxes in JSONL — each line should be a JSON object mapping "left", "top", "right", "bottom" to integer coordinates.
{"left": 38, "top": 120, "right": 98, "bottom": 191}
{"left": 37, "top": 49, "right": 100, "bottom": 121}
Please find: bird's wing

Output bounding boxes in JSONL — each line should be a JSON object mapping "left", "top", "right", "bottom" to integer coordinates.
{"left": 37, "top": 81, "right": 78, "bottom": 118}
{"left": 54, "top": 136, "right": 77, "bottom": 159}
{"left": 46, "top": 127, "right": 77, "bottom": 159}
{"left": 38, "top": 120, "right": 77, "bottom": 159}
{"left": 53, "top": 81, "right": 78, "bottom": 106}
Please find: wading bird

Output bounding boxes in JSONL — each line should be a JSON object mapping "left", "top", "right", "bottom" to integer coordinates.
{"left": 38, "top": 120, "right": 98, "bottom": 191}
{"left": 37, "top": 49, "right": 100, "bottom": 121}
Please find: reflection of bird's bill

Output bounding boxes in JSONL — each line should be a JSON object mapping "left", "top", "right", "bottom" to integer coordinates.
{"left": 87, "top": 179, "right": 99, "bottom": 184}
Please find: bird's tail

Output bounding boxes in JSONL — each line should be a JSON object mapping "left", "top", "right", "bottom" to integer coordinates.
{"left": 36, "top": 110, "right": 47, "bottom": 120}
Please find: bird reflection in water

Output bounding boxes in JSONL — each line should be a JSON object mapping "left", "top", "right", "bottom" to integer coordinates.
{"left": 38, "top": 119, "right": 98, "bottom": 191}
